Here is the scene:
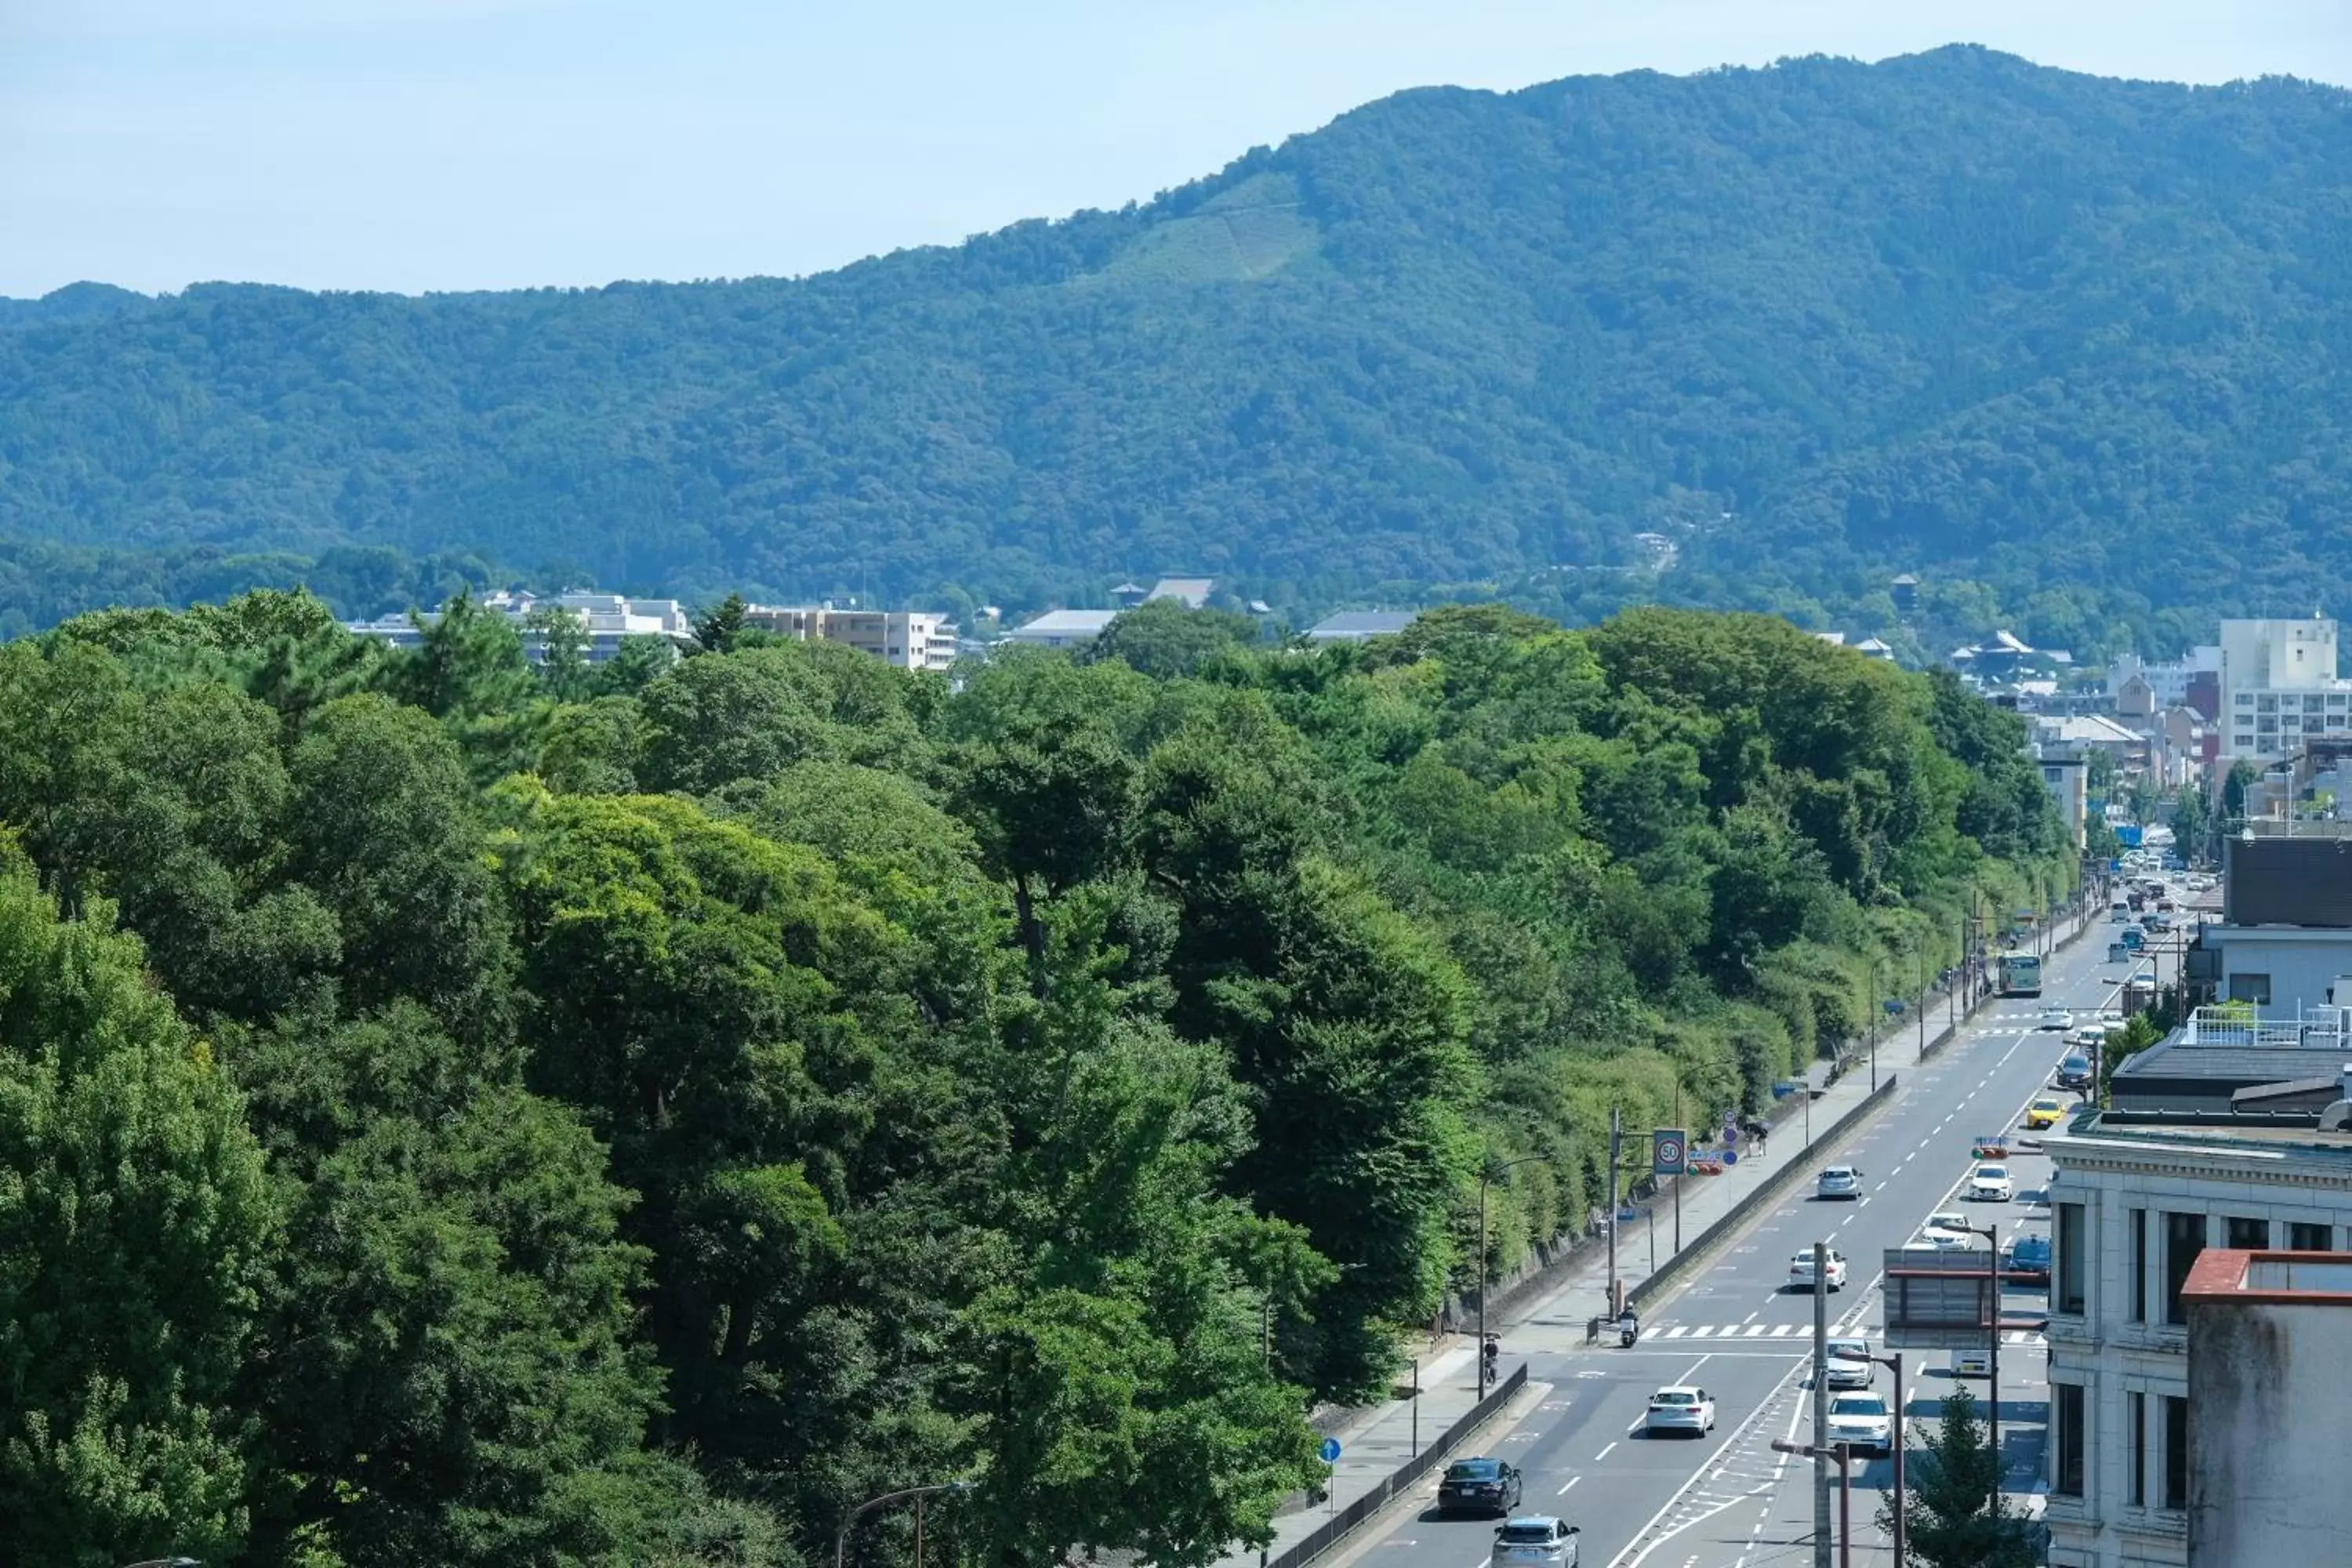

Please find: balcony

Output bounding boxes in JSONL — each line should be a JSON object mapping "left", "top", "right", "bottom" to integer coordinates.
{"left": 2176, "top": 1004, "right": 2352, "bottom": 1051}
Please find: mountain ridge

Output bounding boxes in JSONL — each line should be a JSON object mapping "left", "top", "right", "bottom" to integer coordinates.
{"left": 2, "top": 46, "right": 2347, "bottom": 648}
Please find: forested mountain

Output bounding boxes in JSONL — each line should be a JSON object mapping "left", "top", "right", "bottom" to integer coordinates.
{"left": 0, "top": 593, "right": 2069, "bottom": 1565}
{"left": 3, "top": 46, "right": 2348, "bottom": 648}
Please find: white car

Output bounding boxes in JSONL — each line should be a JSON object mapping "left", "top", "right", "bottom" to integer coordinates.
{"left": 2096, "top": 1009, "right": 2123, "bottom": 1031}
{"left": 1825, "top": 1392, "right": 1897, "bottom": 1455}
{"left": 1645, "top": 1385, "right": 1717, "bottom": 1437}
{"left": 1967, "top": 1163, "right": 2015, "bottom": 1203}
{"left": 1824, "top": 1337, "right": 1874, "bottom": 1390}
{"left": 1491, "top": 1516, "right": 1581, "bottom": 1568}
{"left": 1921, "top": 1211, "right": 1984, "bottom": 1250}
{"left": 1788, "top": 1249, "right": 1850, "bottom": 1291}
{"left": 2065, "top": 1024, "right": 2105, "bottom": 1050}
{"left": 2037, "top": 1006, "right": 2071, "bottom": 1030}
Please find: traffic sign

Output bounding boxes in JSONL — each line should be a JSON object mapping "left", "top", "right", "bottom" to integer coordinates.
{"left": 1319, "top": 1436, "right": 1342, "bottom": 1464}
{"left": 1652, "top": 1129, "right": 1687, "bottom": 1175}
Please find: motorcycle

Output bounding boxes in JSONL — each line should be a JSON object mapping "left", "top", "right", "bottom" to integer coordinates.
{"left": 1618, "top": 1318, "right": 1639, "bottom": 1348}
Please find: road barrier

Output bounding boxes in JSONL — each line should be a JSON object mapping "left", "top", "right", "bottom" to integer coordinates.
{"left": 1263, "top": 1365, "right": 1529, "bottom": 1568}
{"left": 1625, "top": 1073, "right": 1898, "bottom": 1312}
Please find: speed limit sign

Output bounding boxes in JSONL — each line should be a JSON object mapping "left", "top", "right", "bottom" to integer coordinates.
{"left": 1652, "top": 1129, "right": 1688, "bottom": 1176}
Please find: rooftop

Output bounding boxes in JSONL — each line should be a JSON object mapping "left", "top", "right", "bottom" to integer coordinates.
{"left": 2184, "top": 1248, "right": 2352, "bottom": 1304}
{"left": 1006, "top": 608, "right": 1120, "bottom": 640}
{"left": 1305, "top": 611, "right": 1418, "bottom": 642}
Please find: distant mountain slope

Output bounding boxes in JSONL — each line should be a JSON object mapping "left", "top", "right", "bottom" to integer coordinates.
{"left": 2, "top": 45, "right": 2347, "bottom": 637}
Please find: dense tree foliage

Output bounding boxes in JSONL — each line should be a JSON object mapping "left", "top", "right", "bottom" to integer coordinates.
{"left": 2, "top": 49, "right": 2347, "bottom": 652}
{"left": 0, "top": 591, "right": 2069, "bottom": 1564}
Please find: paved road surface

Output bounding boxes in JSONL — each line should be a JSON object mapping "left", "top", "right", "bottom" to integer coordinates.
{"left": 1318, "top": 913, "right": 2141, "bottom": 1568}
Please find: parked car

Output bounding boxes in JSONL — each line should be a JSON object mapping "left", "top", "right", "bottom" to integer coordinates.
{"left": 1644, "top": 1386, "right": 1717, "bottom": 1437}
{"left": 1824, "top": 1392, "right": 1897, "bottom": 1456}
{"left": 1440, "top": 1458, "right": 1524, "bottom": 1517}
{"left": 2056, "top": 1054, "right": 2096, "bottom": 1090}
{"left": 2003, "top": 1233, "right": 2053, "bottom": 1285}
{"left": 2024, "top": 1096, "right": 2067, "bottom": 1130}
{"left": 1788, "top": 1249, "right": 1851, "bottom": 1291}
{"left": 1491, "top": 1517, "right": 1581, "bottom": 1568}
{"left": 1967, "top": 1163, "right": 2015, "bottom": 1202}
{"left": 2037, "top": 1006, "right": 2071, "bottom": 1030}
{"left": 1816, "top": 1165, "right": 1864, "bottom": 1200}
{"left": 1824, "top": 1337, "right": 1875, "bottom": 1389}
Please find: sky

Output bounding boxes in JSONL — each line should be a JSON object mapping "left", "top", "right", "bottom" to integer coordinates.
{"left": 3, "top": 0, "right": 2347, "bottom": 299}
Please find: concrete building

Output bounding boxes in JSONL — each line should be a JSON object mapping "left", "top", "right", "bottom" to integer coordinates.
{"left": 738, "top": 604, "right": 958, "bottom": 671}
{"left": 2042, "top": 1033, "right": 2352, "bottom": 1568}
{"left": 2218, "top": 617, "right": 2352, "bottom": 763}
{"left": 344, "top": 589, "right": 695, "bottom": 663}
{"left": 2110, "top": 648, "right": 2222, "bottom": 712}
{"left": 2185, "top": 823, "right": 2352, "bottom": 1010}
{"left": 2182, "top": 1248, "right": 2352, "bottom": 1567}
{"left": 2042, "top": 753, "right": 2090, "bottom": 850}
{"left": 1304, "top": 611, "right": 1418, "bottom": 644}
{"left": 1002, "top": 608, "right": 1120, "bottom": 648}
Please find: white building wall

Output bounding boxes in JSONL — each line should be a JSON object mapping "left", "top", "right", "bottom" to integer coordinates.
{"left": 2200, "top": 927, "right": 2352, "bottom": 1012}
{"left": 2041, "top": 1131, "right": 2352, "bottom": 1568}
{"left": 2187, "top": 1295, "right": 2352, "bottom": 1566}
{"left": 2219, "top": 619, "right": 2352, "bottom": 763}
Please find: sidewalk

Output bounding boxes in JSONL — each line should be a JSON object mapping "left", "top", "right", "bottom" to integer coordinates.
{"left": 1217, "top": 1052, "right": 1903, "bottom": 1568}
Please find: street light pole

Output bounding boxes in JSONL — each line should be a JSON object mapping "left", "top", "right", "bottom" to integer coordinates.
{"left": 1773, "top": 1436, "right": 1854, "bottom": 1568}
{"left": 1478, "top": 1154, "right": 1544, "bottom": 1389}
{"left": 1875, "top": 1351, "right": 1907, "bottom": 1568}
{"left": 1967, "top": 1221, "right": 2003, "bottom": 1492}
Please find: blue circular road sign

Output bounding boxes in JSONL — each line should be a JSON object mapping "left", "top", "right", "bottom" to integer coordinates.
{"left": 1319, "top": 1436, "right": 1342, "bottom": 1463}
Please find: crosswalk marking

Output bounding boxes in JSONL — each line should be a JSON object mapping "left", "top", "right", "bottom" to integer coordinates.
{"left": 1643, "top": 1323, "right": 2049, "bottom": 1346}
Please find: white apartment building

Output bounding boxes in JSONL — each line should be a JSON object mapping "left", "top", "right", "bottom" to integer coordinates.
{"left": 739, "top": 604, "right": 959, "bottom": 671}
{"left": 344, "top": 589, "right": 695, "bottom": 663}
{"left": 2042, "top": 1014, "right": 2352, "bottom": 1568}
{"left": 2108, "top": 648, "right": 2220, "bottom": 710}
{"left": 2219, "top": 617, "right": 2352, "bottom": 763}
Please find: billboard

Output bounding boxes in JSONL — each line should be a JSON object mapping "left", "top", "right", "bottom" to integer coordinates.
{"left": 1882, "top": 1248, "right": 1997, "bottom": 1351}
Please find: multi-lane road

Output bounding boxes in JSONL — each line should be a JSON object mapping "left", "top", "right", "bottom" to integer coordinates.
{"left": 1329, "top": 912, "right": 2153, "bottom": 1568}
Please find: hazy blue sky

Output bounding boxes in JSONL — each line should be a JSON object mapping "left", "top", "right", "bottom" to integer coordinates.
{"left": 4, "top": 0, "right": 2346, "bottom": 297}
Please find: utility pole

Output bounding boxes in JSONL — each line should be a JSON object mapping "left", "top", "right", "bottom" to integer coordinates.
{"left": 1878, "top": 1352, "right": 1907, "bottom": 1568}
{"left": 1813, "top": 1240, "right": 1832, "bottom": 1568}
{"left": 1606, "top": 1108, "right": 1623, "bottom": 1317}
{"left": 1917, "top": 949, "right": 1926, "bottom": 1058}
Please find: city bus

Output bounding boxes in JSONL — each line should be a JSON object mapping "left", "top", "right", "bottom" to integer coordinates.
{"left": 1999, "top": 951, "right": 2044, "bottom": 998}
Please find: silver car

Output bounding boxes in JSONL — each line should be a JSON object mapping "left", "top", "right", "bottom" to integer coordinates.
{"left": 1816, "top": 1165, "right": 1863, "bottom": 1200}
{"left": 1491, "top": 1516, "right": 1581, "bottom": 1568}
{"left": 1824, "top": 1337, "right": 1874, "bottom": 1390}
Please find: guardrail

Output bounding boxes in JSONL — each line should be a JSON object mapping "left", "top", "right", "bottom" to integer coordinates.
{"left": 1624, "top": 1073, "right": 1899, "bottom": 1312}
{"left": 1263, "top": 1364, "right": 1529, "bottom": 1568}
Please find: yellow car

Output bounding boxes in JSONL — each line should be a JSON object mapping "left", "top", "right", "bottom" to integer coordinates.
{"left": 2023, "top": 1096, "right": 2067, "bottom": 1131}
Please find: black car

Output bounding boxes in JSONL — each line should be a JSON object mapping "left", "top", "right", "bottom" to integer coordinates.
{"left": 1439, "top": 1457, "right": 1523, "bottom": 1517}
{"left": 2056, "top": 1054, "right": 2095, "bottom": 1090}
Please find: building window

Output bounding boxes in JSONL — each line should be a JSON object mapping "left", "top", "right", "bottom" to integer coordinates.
{"left": 2228, "top": 974, "right": 2273, "bottom": 1006}
{"left": 2235, "top": 735, "right": 2254, "bottom": 750}
{"left": 2290, "top": 1221, "right": 2333, "bottom": 1250}
{"left": 2163, "top": 1395, "right": 2189, "bottom": 1510}
{"left": 2226, "top": 1216, "right": 2270, "bottom": 1250}
{"left": 2056, "top": 1202, "right": 2087, "bottom": 1315}
{"left": 2129, "top": 1208, "right": 2148, "bottom": 1322}
{"left": 2129, "top": 1391, "right": 2147, "bottom": 1506}
{"left": 2052, "top": 1381, "right": 2086, "bottom": 1496}
{"left": 2165, "top": 1211, "right": 2207, "bottom": 1326}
